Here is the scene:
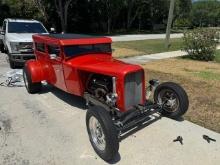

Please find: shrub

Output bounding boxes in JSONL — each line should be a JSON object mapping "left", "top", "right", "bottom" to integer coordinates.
{"left": 182, "top": 28, "right": 219, "bottom": 61}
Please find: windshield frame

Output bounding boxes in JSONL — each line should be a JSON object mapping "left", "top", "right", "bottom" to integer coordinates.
{"left": 7, "top": 21, "right": 48, "bottom": 34}
{"left": 63, "top": 43, "right": 112, "bottom": 60}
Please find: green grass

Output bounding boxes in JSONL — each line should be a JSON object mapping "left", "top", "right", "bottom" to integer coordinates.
{"left": 215, "top": 49, "right": 220, "bottom": 63}
{"left": 193, "top": 71, "right": 220, "bottom": 81}
{"left": 112, "top": 38, "right": 183, "bottom": 55}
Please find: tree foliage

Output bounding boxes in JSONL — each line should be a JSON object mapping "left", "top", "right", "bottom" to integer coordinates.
{"left": 2, "top": 0, "right": 219, "bottom": 33}
{"left": 191, "top": 0, "right": 220, "bottom": 27}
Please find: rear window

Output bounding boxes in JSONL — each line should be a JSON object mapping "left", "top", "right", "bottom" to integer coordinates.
{"left": 64, "top": 44, "right": 112, "bottom": 57}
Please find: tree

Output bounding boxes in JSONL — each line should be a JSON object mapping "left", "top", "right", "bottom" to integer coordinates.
{"left": 101, "top": 0, "right": 123, "bottom": 34}
{"left": 124, "top": 0, "right": 149, "bottom": 30}
{"left": 0, "top": 1, "right": 10, "bottom": 25}
{"left": 147, "top": 0, "right": 170, "bottom": 30}
{"left": 173, "top": 0, "right": 192, "bottom": 27}
{"left": 191, "top": 0, "right": 220, "bottom": 27}
{"left": 33, "top": 0, "right": 49, "bottom": 24}
{"left": 54, "top": 0, "right": 76, "bottom": 32}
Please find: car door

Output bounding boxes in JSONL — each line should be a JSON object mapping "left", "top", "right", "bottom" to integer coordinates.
{"left": 47, "top": 44, "right": 67, "bottom": 91}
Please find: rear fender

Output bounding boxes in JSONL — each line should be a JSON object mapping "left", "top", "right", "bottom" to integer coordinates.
{"left": 25, "top": 60, "right": 45, "bottom": 83}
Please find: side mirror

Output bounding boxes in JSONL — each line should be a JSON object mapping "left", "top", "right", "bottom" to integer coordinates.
{"left": 50, "top": 27, "right": 56, "bottom": 34}
{"left": 49, "top": 54, "right": 57, "bottom": 59}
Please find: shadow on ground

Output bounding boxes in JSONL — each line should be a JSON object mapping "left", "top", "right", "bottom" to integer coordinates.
{"left": 39, "top": 85, "right": 87, "bottom": 110}
{"left": 37, "top": 84, "right": 185, "bottom": 164}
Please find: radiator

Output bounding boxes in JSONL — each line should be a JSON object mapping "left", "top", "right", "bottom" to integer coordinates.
{"left": 124, "top": 71, "right": 143, "bottom": 110}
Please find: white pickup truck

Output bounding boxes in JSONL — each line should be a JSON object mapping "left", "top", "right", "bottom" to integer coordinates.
{"left": 0, "top": 18, "right": 48, "bottom": 68}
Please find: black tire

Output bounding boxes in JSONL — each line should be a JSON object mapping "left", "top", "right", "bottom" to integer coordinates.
{"left": 0, "top": 43, "right": 4, "bottom": 53}
{"left": 23, "top": 66, "right": 41, "bottom": 94}
{"left": 86, "top": 106, "right": 119, "bottom": 162}
{"left": 154, "top": 82, "right": 189, "bottom": 119}
{"left": 9, "top": 58, "right": 16, "bottom": 69}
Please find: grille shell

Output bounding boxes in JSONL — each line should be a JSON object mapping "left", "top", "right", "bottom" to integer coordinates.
{"left": 124, "top": 71, "right": 143, "bottom": 110}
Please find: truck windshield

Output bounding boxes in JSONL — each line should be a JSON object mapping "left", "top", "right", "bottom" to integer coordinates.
{"left": 64, "top": 44, "right": 112, "bottom": 57}
{"left": 8, "top": 22, "right": 47, "bottom": 33}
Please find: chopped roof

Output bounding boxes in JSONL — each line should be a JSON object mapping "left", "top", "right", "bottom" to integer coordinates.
{"left": 39, "top": 33, "right": 104, "bottom": 40}
{"left": 33, "top": 33, "right": 112, "bottom": 46}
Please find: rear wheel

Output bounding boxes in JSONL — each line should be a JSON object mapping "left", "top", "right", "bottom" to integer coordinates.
{"left": 23, "top": 66, "right": 41, "bottom": 94}
{"left": 86, "top": 106, "right": 119, "bottom": 162}
{"left": 154, "top": 82, "right": 189, "bottom": 119}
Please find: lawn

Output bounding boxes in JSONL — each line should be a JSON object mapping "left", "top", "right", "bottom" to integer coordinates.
{"left": 112, "top": 38, "right": 183, "bottom": 58}
{"left": 142, "top": 59, "right": 220, "bottom": 133}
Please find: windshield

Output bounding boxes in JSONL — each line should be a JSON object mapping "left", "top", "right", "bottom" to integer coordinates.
{"left": 8, "top": 22, "right": 47, "bottom": 33}
{"left": 64, "top": 44, "right": 112, "bottom": 58}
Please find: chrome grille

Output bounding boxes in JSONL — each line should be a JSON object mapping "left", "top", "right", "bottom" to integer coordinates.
{"left": 124, "top": 71, "right": 143, "bottom": 110}
{"left": 18, "top": 42, "right": 33, "bottom": 53}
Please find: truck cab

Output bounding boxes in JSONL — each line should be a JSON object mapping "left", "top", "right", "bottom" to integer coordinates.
{"left": 0, "top": 18, "right": 48, "bottom": 68}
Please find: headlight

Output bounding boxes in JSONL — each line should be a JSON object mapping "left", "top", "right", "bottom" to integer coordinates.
{"left": 10, "top": 42, "right": 20, "bottom": 52}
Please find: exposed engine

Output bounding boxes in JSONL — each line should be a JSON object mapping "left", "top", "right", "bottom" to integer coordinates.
{"left": 87, "top": 74, "right": 113, "bottom": 101}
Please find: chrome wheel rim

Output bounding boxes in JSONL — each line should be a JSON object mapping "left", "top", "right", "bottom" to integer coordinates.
{"left": 23, "top": 71, "right": 29, "bottom": 88}
{"left": 158, "top": 89, "right": 179, "bottom": 113}
{"left": 89, "top": 116, "right": 106, "bottom": 151}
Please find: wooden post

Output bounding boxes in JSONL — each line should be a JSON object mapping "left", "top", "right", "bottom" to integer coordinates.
{"left": 165, "top": 0, "right": 175, "bottom": 49}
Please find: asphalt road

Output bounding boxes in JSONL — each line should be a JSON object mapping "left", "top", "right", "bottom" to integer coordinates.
{"left": 110, "top": 33, "right": 183, "bottom": 42}
{"left": 0, "top": 52, "right": 220, "bottom": 165}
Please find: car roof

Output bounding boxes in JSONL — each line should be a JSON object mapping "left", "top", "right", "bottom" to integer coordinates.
{"left": 41, "top": 34, "right": 104, "bottom": 40}
{"left": 33, "top": 33, "right": 112, "bottom": 46}
{"left": 6, "top": 18, "right": 40, "bottom": 23}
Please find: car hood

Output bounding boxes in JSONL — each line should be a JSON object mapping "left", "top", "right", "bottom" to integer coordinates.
{"left": 65, "top": 54, "right": 143, "bottom": 77}
{"left": 6, "top": 33, "right": 40, "bottom": 42}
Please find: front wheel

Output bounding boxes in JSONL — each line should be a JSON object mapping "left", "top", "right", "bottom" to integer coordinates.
{"left": 154, "top": 82, "right": 189, "bottom": 119}
{"left": 0, "top": 44, "right": 4, "bottom": 53}
{"left": 86, "top": 106, "right": 119, "bottom": 162}
{"left": 9, "top": 58, "right": 16, "bottom": 69}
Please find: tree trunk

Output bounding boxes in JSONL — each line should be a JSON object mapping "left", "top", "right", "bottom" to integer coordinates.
{"left": 127, "top": 1, "right": 133, "bottom": 30}
{"left": 165, "top": 0, "right": 175, "bottom": 49}
{"left": 54, "top": 0, "right": 72, "bottom": 33}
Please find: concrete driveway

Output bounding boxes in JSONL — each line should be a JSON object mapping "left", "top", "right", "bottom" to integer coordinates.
{"left": 110, "top": 33, "right": 183, "bottom": 42}
{"left": 0, "top": 52, "right": 220, "bottom": 165}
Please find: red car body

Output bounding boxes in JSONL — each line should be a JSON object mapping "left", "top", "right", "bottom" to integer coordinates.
{"left": 26, "top": 34, "right": 146, "bottom": 112}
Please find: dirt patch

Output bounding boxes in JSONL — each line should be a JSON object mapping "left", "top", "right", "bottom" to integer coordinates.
{"left": 0, "top": 114, "right": 12, "bottom": 135}
{"left": 2, "top": 152, "right": 30, "bottom": 165}
{"left": 142, "top": 59, "right": 220, "bottom": 133}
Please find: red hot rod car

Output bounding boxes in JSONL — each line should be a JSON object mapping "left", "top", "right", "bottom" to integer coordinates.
{"left": 23, "top": 34, "right": 189, "bottom": 161}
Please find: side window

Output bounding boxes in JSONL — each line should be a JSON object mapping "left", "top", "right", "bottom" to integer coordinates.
{"left": 35, "top": 43, "right": 45, "bottom": 52}
{"left": 48, "top": 45, "right": 60, "bottom": 57}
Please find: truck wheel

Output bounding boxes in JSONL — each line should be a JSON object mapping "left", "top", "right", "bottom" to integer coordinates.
{"left": 86, "top": 106, "right": 119, "bottom": 162}
{"left": 9, "top": 59, "right": 16, "bottom": 69}
{"left": 23, "top": 66, "right": 41, "bottom": 94}
{"left": 0, "top": 44, "right": 4, "bottom": 53}
{"left": 154, "top": 82, "right": 189, "bottom": 119}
